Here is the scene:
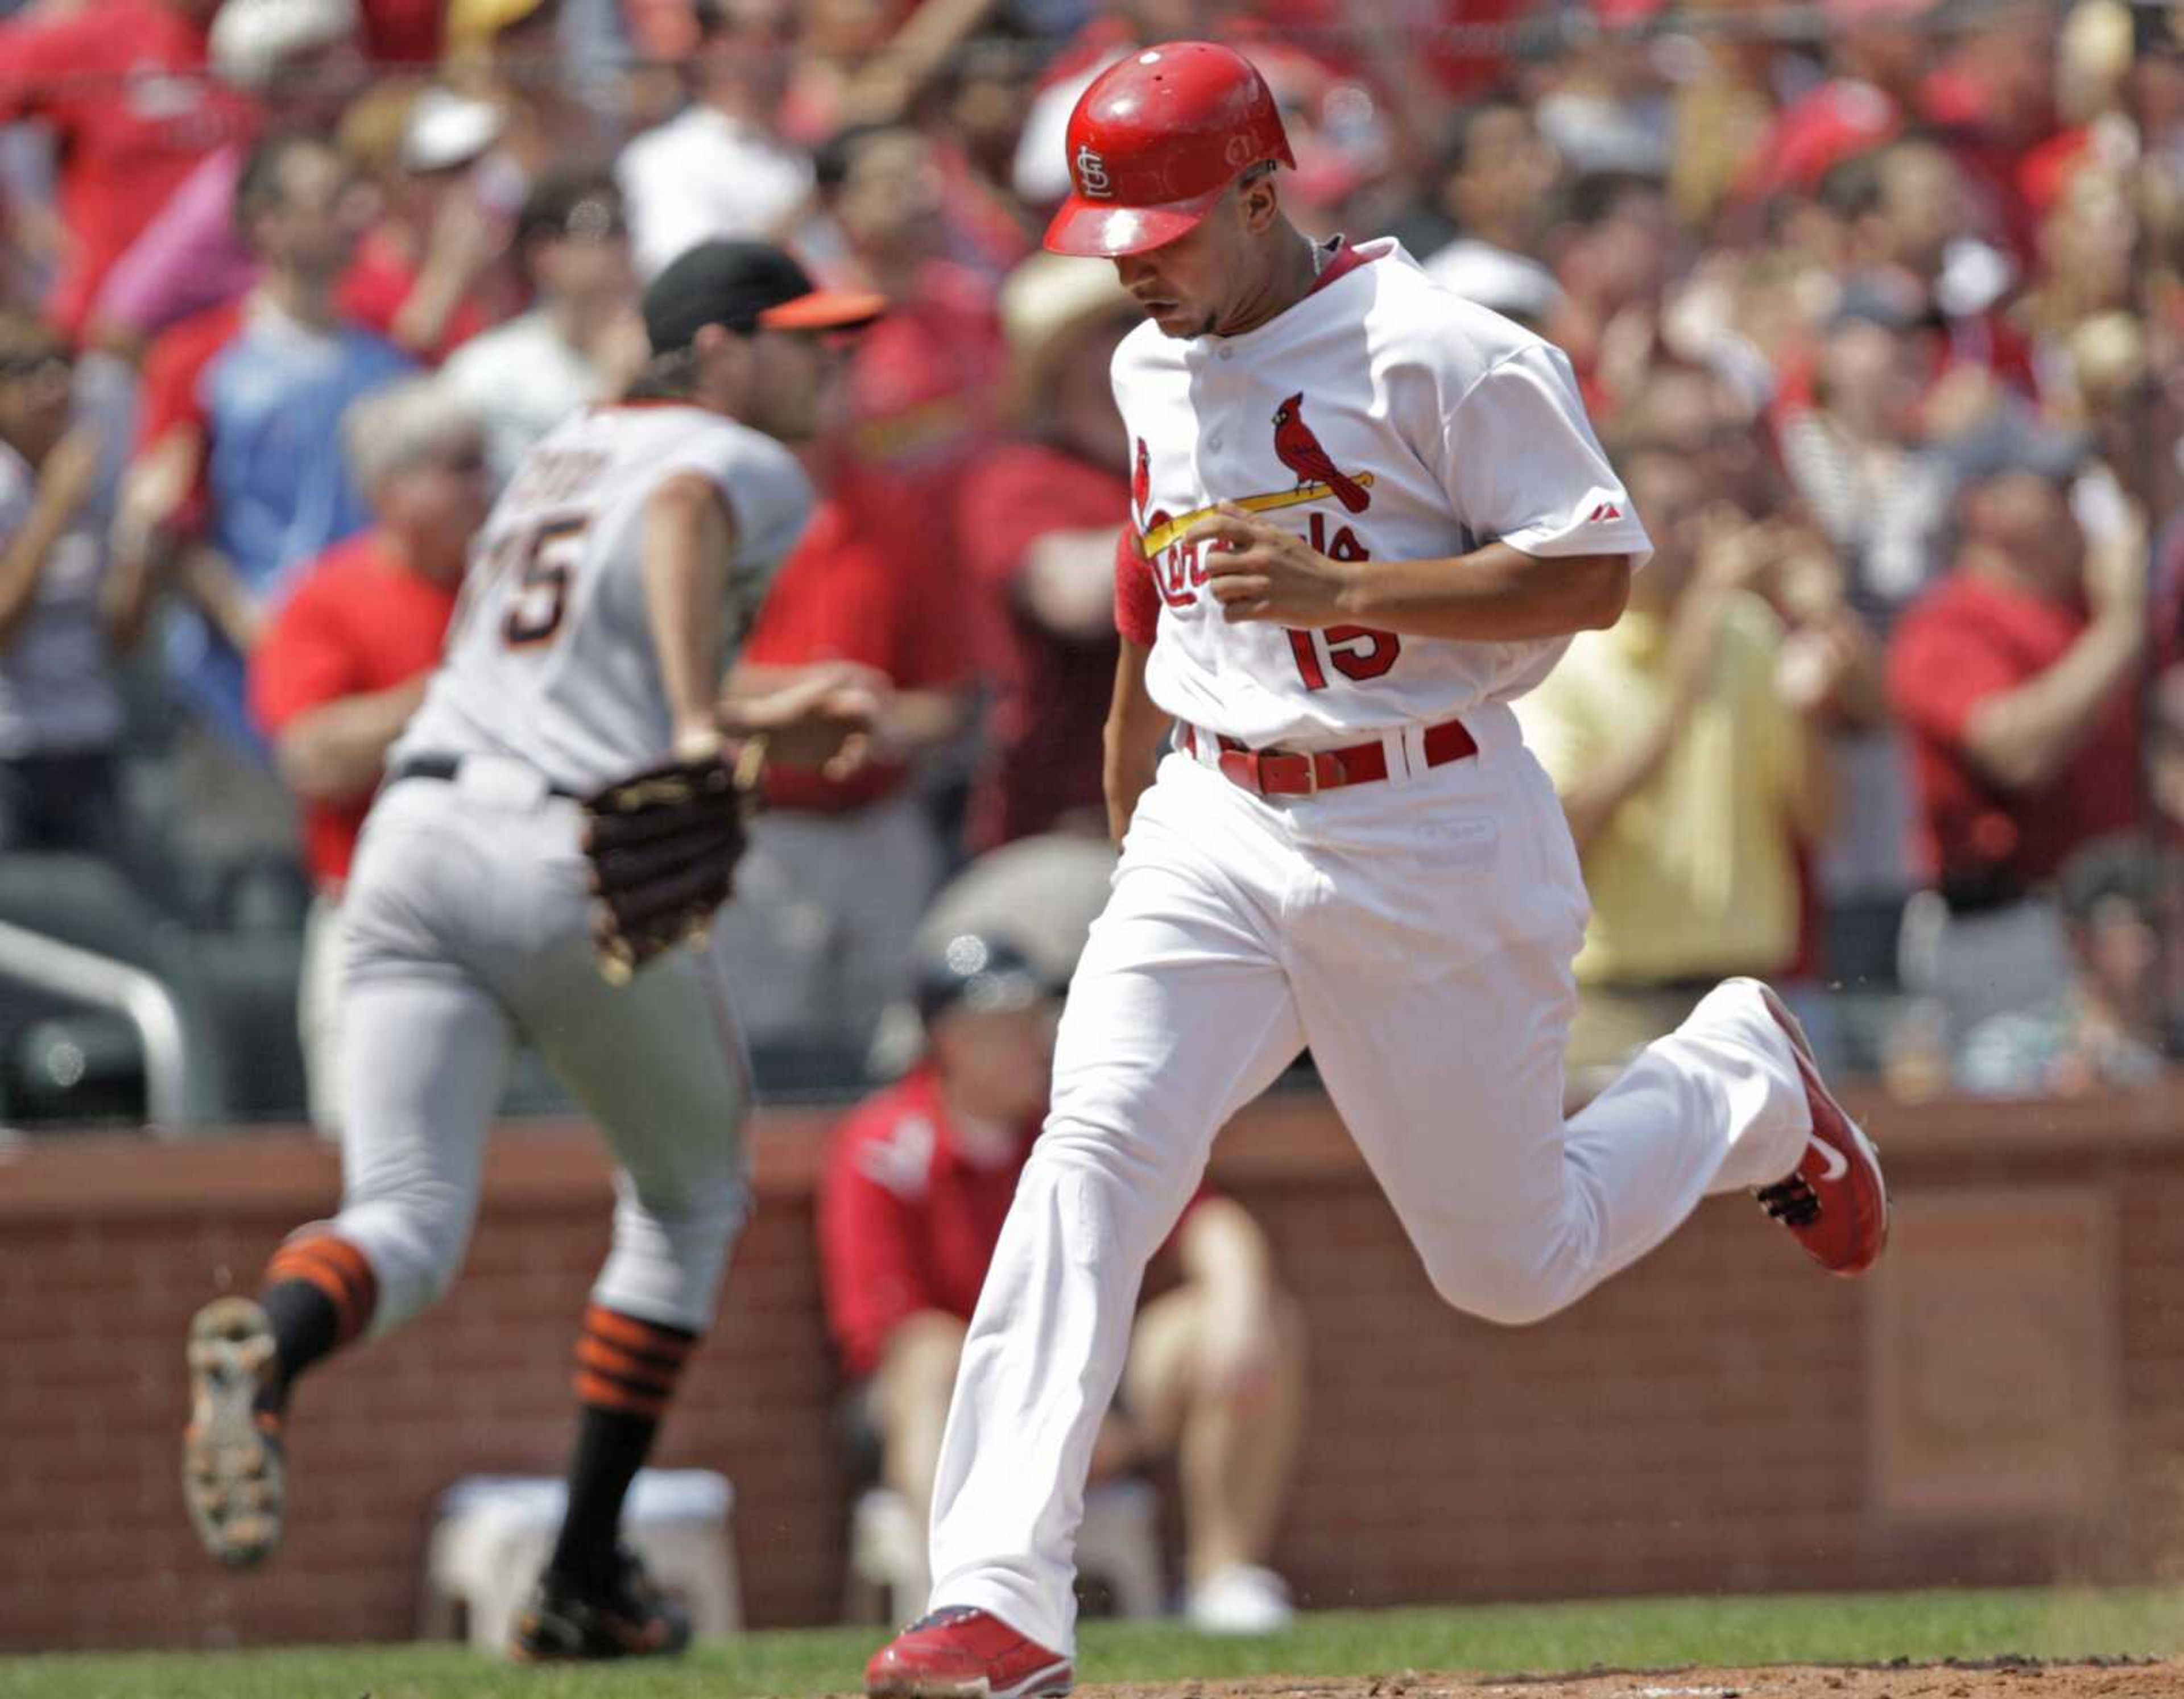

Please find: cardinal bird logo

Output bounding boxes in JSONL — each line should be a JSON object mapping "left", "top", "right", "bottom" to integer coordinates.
{"left": 1132, "top": 437, "right": 1151, "bottom": 524}
{"left": 1271, "top": 393, "right": 1370, "bottom": 515}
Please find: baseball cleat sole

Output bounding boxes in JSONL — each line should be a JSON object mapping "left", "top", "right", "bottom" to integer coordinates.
{"left": 182, "top": 1295, "right": 285, "bottom": 1567}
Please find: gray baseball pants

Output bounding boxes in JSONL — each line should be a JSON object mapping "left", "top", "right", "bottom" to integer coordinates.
{"left": 303, "top": 760, "right": 752, "bottom": 1337}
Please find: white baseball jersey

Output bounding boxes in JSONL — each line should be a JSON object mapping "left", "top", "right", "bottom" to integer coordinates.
{"left": 1121, "top": 236, "right": 1652, "bottom": 751}
{"left": 396, "top": 400, "right": 813, "bottom": 792}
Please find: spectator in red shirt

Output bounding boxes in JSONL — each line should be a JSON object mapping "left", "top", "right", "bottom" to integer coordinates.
{"left": 706, "top": 118, "right": 998, "bottom": 1069}
{"left": 818, "top": 934, "right": 1306, "bottom": 1636}
{"left": 0, "top": 0, "right": 253, "bottom": 341}
{"left": 333, "top": 84, "right": 522, "bottom": 366}
{"left": 86, "top": 0, "right": 367, "bottom": 352}
{"left": 958, "top": 253, "right": 1138, "bottom": 851}
{"left": 807, "top": 119, "right": 1005, "bottom": 567}
{"left": 1888, "top": 412, "right": 2146, "bottom": 1043}
{"left": 1837, "top": 141, "right": 2037, "bottom": 401}
{"left": 248, "top": 376, "right": 486, "bottom": 1131}
{"left": 1545, "top": 172, "right": 1678, "bottom": 417}
{"left": 713, "top": 493, "right": 975, "bottom": 1070}
{"left": 1740, "top": 0, "right": 1936, "bottom": 202}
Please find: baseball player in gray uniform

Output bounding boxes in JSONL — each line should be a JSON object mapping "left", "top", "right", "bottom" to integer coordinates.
{"left": 180, "top": 241, "right": 884, "bottom": 1660}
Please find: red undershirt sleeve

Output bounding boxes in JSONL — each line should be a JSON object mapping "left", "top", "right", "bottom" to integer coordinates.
{"left": 1114, "top": 526, "right": 1159, "bottom": 646}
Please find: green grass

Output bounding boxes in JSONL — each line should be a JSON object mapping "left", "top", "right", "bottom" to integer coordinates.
{"left": 5, "top": 1589, "right": 2182, "bottom": 1699}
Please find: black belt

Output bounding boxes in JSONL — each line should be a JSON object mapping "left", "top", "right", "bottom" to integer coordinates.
{"left": 386, "top": 753, "right": 582, "bottom": 799}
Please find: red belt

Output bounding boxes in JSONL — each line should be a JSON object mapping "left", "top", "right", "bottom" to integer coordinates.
{"left": 1178, "top": 717, "right": 1478, "bottom": 797}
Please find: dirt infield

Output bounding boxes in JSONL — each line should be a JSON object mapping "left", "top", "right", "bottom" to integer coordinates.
{"left": 1098, "top": 1663, "right": 2184, "bottom": 1699}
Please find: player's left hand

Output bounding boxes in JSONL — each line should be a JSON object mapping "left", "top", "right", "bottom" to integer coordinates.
{"left": 580, "top": 749, "right": 758, "bottom": 984}
{"left": 1184, "top": 501, "right": 1359, "bottom": 628}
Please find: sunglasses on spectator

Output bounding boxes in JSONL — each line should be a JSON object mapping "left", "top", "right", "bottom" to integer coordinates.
{"left": 559, "top": 198, "right": 626, "bottom": 243}
{"left": 0, "top": 349, "right": 72, "bottom": 382}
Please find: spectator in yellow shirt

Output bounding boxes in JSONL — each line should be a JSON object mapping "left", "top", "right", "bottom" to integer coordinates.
{"left": 1515, "top": 435, "right": 1836, "bottom": 1081}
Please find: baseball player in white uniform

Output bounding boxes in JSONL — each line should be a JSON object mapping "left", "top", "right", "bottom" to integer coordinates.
{"left": 181, "top": 241, "right": 886, "bottom": 1661}
{"left": 867, "top": 44, "right": 1888, "bottom": 1699}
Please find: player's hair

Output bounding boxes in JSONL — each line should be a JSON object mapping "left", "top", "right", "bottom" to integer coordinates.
{"left": 342, "top": 376, "right": 481, "bottom": 493}
{"left": 623, "top": 344, "right": 703, "bottom": 402}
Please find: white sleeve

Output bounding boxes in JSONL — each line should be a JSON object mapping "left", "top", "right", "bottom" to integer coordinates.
{"left": 1439, "top": 343, "right": 1653, "bottom": 567}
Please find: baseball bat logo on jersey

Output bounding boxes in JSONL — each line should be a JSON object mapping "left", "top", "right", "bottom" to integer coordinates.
{"left": 1135, "top": 401, "right": 1378, "bottom": 570}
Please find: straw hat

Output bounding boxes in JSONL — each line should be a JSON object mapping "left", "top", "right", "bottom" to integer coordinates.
{"left": 998, "top": 252, "right": 1139, "bottom": 428}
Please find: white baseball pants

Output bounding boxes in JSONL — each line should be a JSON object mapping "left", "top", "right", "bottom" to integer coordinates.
{"left": 926, "top": 706, "right": 1811, "bottom": 1653}
{"left": 301, "top": 765, "right": 754, "bottom": 1339}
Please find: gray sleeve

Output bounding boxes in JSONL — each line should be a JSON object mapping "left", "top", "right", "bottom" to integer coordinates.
{"left": 669, "top": 427, "right": 816, "bottom": 567}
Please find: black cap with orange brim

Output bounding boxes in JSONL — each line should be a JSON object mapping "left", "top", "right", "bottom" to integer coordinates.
{"left": 642, "top": 239, "right": 885, "bottom": 353}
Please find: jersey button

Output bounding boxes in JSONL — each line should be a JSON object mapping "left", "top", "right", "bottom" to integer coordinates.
{"left": 1209, "top": 434, "right": 1224, "bottom": 450}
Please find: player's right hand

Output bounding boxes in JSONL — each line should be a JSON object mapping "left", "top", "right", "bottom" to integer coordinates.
{"left": 1186, "top": 501, "right": 1358, "bottom": 627}
{"left": 721, "top": 660, "right": 883, "bottom": 780}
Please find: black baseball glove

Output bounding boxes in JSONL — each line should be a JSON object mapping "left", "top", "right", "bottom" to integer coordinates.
{"left": 580, "top": 740, "right": 766, "bottom": 983}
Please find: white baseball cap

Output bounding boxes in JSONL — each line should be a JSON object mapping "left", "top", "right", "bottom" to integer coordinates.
{"left": 210, "top": 0, "right": 360, "bottom": 92}
{"left": 400, "top": 87, "right": 506, "bottom": 175}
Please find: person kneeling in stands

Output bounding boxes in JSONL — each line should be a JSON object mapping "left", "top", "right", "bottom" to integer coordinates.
{"left": 818, "top": 933, "right": 1307, "bottom": 1635}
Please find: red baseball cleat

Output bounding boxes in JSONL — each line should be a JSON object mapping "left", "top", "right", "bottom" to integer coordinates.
{"left": 866, "top": 1606, "right": 1073, "bottom": 1699}
{"left": 1745, "top": 981, "right": 1889, "bottom": 1276}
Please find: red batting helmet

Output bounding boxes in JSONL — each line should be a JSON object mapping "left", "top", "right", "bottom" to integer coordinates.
{"left": 1044, "top": 41, "right": 1297, "bottom": 259}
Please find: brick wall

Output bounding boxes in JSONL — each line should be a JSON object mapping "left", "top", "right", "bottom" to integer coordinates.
{"left": 3, "top": 1083, "right": 2179, "bottom": 1652}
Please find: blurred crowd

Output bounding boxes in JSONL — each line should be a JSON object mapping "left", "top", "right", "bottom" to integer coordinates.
{"left": 2, "top": 0, "right": 2183, "bottom": 1128}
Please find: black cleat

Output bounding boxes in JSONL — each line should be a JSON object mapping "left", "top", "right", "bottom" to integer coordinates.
{"left": 509, "top": 1545, "right": 693, "bottom": 1661}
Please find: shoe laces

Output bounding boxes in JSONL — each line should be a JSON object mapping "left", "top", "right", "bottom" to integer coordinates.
{"left": 1756, "top": 1173, "right": 1821, "bottom": 1228}
{"left": 904, "top": 1605, "right": 984, "bottom": 1635}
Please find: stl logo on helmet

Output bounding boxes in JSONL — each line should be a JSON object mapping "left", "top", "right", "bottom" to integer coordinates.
{"left": 1074, "top": 146, "right": 1114, "bottom": 198}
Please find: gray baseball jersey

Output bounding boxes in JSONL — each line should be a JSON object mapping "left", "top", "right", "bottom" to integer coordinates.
{"left": 321, "top": 398, "right": 816, "bottom": 1341}
{"left": 396, "top": 400, "right": 813, "bottom": 791}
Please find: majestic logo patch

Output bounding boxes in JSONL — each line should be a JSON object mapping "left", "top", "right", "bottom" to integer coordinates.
{"left": 1074, "top": 145, "right": 1113, "bottom": 197}
{"left": 1587, "top": 502, "right": 1623, "bottom": 523}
